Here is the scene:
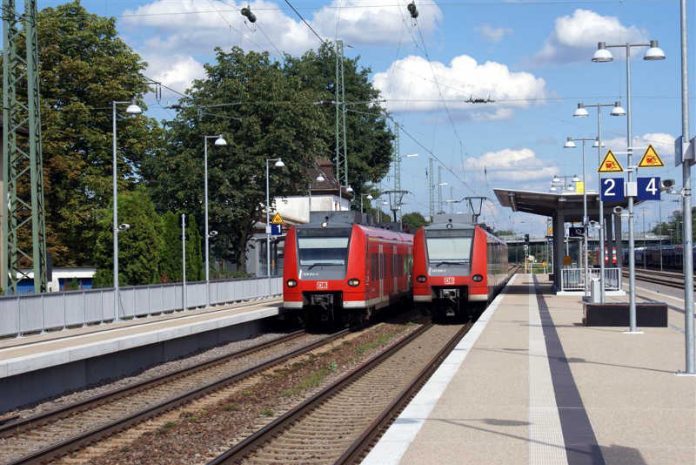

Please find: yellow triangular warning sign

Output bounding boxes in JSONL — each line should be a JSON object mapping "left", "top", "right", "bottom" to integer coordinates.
{"left": 638, "top": 144, "right": 664, "bottom": 168}
{"left": 271, "top": 212, "right": 284, "bottom": 225}
{"left": 598, "top": 150, "right": 623, "bottom": 173}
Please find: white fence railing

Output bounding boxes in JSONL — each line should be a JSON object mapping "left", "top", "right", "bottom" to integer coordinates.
{"left": 0, "top": 277, "right": 282, "bottom": 337}
{"left": 560, "top": 267, "right": 622, "bottom": 292}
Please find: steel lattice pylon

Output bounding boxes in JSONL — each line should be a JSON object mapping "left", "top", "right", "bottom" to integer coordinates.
{"left": 2, "top": 0, "right": 48, "bottom": 294}
{"left": 334, "top": 40, "right": 348, "bottom": 189}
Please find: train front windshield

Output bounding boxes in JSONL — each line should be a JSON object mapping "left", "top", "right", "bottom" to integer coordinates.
{"left": 426, "top": 229, "right": 474, "bottom": 272}
{"left": 297, "top": 228, "right": 351, "bottom": 279}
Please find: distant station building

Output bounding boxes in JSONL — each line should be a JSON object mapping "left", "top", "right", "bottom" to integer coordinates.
{"left": 245, "top": 159, "right": 353, "bottom": 277}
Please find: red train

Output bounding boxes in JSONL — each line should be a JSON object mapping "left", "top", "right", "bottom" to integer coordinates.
{"left": 412, "top": 215, "right": 508, "bottom": 320}
{"left": 283, "top": 212, "right": 413, "bottom": 327}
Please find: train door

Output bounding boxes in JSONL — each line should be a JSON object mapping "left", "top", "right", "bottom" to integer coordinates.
{"left": 393, "top": 245, "right": 398, "bottom": 295}
{"left": 379, "top": 244, "right": 384, "bottom": 302}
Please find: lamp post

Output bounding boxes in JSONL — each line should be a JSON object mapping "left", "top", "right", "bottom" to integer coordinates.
{"left": 592, "top": 40, "right": 665, "bottom": 332}
{"left": 202, "top": 135, "right": 227, "bottom": 307}
{"left": 112, "top": 99, "right": 142, "bottom": 322}
{"left": 266, "top": 157, "right": 285, "bottom": 277}
{"left": 677, "top": 0, "right": 694, "bottom": 375}
{"left": 360, "top": 193, "right": 373, "bottom": 214}
{"left": 564, "top": 137, "right": 601, "bottom": 297}
{"left": 573, "top": 101, "right": 625, "bottom": 302}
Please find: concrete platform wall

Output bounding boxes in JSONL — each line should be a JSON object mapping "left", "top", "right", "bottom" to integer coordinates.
{"left": 0, "top": 318, "right": 268, "bottom": 413}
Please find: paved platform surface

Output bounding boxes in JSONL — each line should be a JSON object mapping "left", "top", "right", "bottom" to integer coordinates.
{"left": 0, "top": 297, "right": 281, "bottom": 379}
{"left": 363, "top": 274, "right": 696, "bottom": 465}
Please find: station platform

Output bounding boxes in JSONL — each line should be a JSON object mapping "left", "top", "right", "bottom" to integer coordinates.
{"left": 0, "top": 297, "right": 281, "bottom": 412}
{"left": 363, "top": 274, "right": 695, "bottom": 465}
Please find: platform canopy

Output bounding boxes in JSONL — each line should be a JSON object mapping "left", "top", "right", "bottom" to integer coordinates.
{"left": 494, "top": 188, "right": 636, "bottom": 221}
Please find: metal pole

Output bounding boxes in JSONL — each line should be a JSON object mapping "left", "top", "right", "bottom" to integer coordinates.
{"left": 112, "top": 101, "right": 119, "bottom": 322}
{"left": 266, "top": 160, "right": 271, "bottom": 278}
{"left": 582, "top": 140, "right": 589, "bottom": 296}
{"left": 659, "top": 198, "right": 663, "bottom": 271}
{"left": 642, "top": 209, "right": 646, "bottom": 269}
{"left": 625, "top": 44, "right": 639, "bottom": 332}
{"left": 204, "top": 137, "right": 210, "bottom": 307}
{"left": 360, "top": 195, "right": 364, "bottom": 214}
{"left": 182, "top": 213, "right": 187, "bottom": 310}
{"left": 597, "top": 108, "right": 606, "bottom": 302}
{"left": 679, "top": 0, "right": 694, "bottom": 373}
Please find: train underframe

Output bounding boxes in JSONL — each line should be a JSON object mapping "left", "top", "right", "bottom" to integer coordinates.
{"left": 422, "top": 286, "right": 487, "bottom": 322}
{"left": 300, "top": 292, "right": 373, "bottom": 330}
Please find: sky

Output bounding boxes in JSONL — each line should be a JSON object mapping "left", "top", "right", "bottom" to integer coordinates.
{"left": 39, "top": 0, "right": 694, "bottom": 235}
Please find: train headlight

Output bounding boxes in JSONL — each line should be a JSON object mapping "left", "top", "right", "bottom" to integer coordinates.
{"left": 348, "top": 278, "right": 360, "bottom": 287}
{"left": 472, "top": 274, "right": 483, "bottom": 282}
{"left": 286, "top": 279, "right": 298, "bottom": 287}
{"left": 416, "top": 275, "right": 427, "bottom": 283}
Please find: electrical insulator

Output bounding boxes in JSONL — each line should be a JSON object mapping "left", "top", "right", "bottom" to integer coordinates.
{"left": 241, "top": 7, "right": 256, "bottom": 23}
{"left": 407, "top": 2, "right": 418, "bottom": 19}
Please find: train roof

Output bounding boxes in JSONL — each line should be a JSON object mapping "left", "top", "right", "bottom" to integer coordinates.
{"left": 294, "top": 211, "right": 412, "bottom": 239}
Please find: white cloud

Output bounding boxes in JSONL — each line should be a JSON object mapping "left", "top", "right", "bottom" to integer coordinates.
{"left": 465, "top": 148, "right": 558, "bottom": 181}
{"left": 604, "top": 132, "right": 675, "bottom": 161}
{"left": 534, "top": 9, "right": 647, "bottom": 63}
{"left": 145, "top": 55, "right": 206, "bottom": 94}
{"left": 314, "top": 0, "right": 442, "bottom": 45}
{"left": 123, "top": 0, "right": 441, "bottom": 55}
{"left": 372, "top": 55, "right": 546, "bottom": 118}
{"left": 123, "top": 0, "right": 443, "bottom": 94}
{"left": 477, "top": 24, "right": 512, "bottom": 43}
{"left": 123, "top": 0, "right": 316, "bottom": 56}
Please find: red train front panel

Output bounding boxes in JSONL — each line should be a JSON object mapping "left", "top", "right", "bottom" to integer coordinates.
{"left": 412, "top": 222, "right": 507, "bottom": 319}
{"left": 283, "top": 223, "right": 412, "bottom": 326}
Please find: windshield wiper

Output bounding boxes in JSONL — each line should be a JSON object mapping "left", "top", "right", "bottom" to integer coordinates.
{"left": 434, "top": 260, "right": 468, "bottom": 267}
{"left": 306, "top": 262, "right": 341, "bottom": 269}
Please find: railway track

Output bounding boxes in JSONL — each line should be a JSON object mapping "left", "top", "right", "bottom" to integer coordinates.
{"left": 0, "top": 329, "right": 345, "bottom": 465}
{"left": 625, "top": 268, "right": 690, "bottom": 289}
{"left": 209, "top": 322, "right": 469, "bottom": 465}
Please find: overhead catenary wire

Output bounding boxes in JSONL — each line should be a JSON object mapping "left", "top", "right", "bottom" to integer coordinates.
{"left": 118, "top": 0, "right": 663, "bottom": 19}
{"left": 280, "top": 0, "right": 326, "bottom": 45}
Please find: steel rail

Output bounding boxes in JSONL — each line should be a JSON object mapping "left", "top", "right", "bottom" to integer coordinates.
{"left": 6, "top": 329, "right": 349, "bottom": 465}
{"left": 0, "top": 330, "right": 306, "bottom": 438}
{"left": 624, "top": 269, "right": 692, "bottom": 289}
{"left": 207, "top": 322, "right": 465, "bottom": 465}
{"left": 334, "top": 323, "right": 470, "bottom": 465}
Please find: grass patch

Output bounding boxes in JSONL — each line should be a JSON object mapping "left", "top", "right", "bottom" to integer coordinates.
{"left": 260, "top": 407, "right": 274, "bottom": 417}
{"left": 158, "top": 421, "right": 177, "bottom": 434}
{"left": 355, "top": 333, "right": 395, "bottom": 356}
{"left": 281, "top": 362, "right": 338, "bottom": 398}
{"left": 223, "top": 402, "right": 240, "bottom": 412}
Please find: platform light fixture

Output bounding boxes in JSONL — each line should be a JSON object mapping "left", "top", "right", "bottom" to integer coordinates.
{"left": 112, "top": 98, "right": 142, "bottom": 323}
{"left": 591, "top": 38, "right": 665, "bottom": 336}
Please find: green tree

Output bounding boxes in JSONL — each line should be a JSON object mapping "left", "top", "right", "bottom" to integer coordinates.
{"left": 159, "top": 212, "right": 182, "bottom": 282}
{"left": 93, "top": 189, "right": 163, "bottom": 287}
{"left": 284, "top": 43, "right": 394, "bottom": 199}
{"left": 401, "top": 212, "right": 428, "bottom": 232}
{"left": 186, "top": 215, "right": 204, "bottom": 281}
{"left": 144, "top": 47, "right": 327, "bottom": 268}
{"left": 11, "top": 1, "right": 164, "bottom": 266}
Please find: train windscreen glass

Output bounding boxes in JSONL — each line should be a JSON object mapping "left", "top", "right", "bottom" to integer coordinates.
{"left": 427, "top": 237, "right": 472, "bottom": 263}
{"left": 426, "top": 229, "right": 474, "bottom": 272}
{"left": 297, "top": 228, "right": 351, "bottom": 279}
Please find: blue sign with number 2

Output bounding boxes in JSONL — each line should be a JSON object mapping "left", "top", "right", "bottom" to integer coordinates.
{"left": 637, "top": 177, "right": 660, "bottom": 201}
{"left": 601, "top": 177, "right": 625, "bottom": 201}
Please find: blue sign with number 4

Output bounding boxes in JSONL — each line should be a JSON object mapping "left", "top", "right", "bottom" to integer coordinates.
{"left": 637, "top": 177, "right": 661, "bottom": 201}
{"left": 601, "top": 177, "right": 625, "bottom": 201}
